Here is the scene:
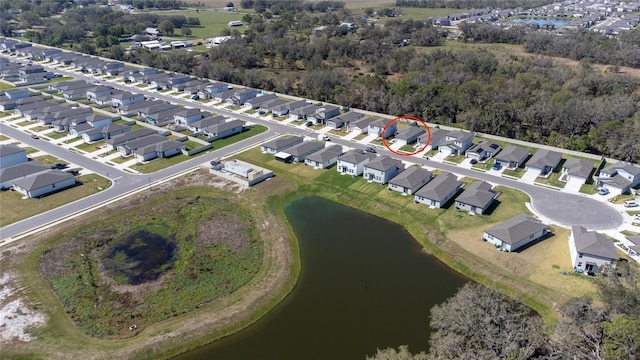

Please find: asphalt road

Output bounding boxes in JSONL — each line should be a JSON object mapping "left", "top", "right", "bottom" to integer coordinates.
{"left": 0, "top": 58, "right": 623, "bottom": 243}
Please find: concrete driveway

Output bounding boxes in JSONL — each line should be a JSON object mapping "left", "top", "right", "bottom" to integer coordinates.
{"left": 564, "top": 178, "right": 584, "bottom": 193}
{"left": 521, "top": 169, "right": 539, "bottom": 183}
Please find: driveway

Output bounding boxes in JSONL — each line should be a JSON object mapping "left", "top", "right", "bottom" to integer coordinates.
{"left": 521, "top": 169, "right": 539, "bottom": 183}
{"left": 564, "top": 178, "right": 584, "bottom": 193}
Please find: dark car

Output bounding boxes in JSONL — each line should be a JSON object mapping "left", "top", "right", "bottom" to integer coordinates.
{"left": 365, "top": 147, "right": 376, "bottom": 153}
{"left": 30, "top": 134, "right": 39, "bottom": 139}
{"left": 305, "top": 121, "right": 313, "bottom": 127}
{"left": 469, "top": 159, "right": 478, "bottom": 165}
{"left": 50, "top": 163, "right": 67, "bottom": 170}
{"left": 492, "top": 163, "right": 502, "bottom": 171}
{"left": 66, "top": 169, "right": 79, "bottom": 176}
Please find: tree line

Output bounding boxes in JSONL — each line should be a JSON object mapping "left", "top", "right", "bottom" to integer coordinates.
{"left": 394, "top": 0, "right": 556, "bottom": 9}
{"left": 369, "top": 264, "right": 640, "bottom": 359}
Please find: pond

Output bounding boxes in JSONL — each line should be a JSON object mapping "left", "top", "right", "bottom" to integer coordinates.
{"left": 176, "top": 196, "right": 467, "bottom": 359}
{"left": 509, "top": 18, "right": 568, "bottom": 27}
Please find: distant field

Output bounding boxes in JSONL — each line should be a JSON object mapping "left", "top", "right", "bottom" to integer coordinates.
{"left": 144, "top": 9, "right": 246, "bottom": 38}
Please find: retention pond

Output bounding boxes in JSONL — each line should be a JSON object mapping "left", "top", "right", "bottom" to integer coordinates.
{"left": 176, "top": 195, "right": 467, "bottom": 359}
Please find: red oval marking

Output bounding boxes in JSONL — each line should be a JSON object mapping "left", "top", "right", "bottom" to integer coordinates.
{"left": 381, "top": 115, "right": 431, "bottom": 156}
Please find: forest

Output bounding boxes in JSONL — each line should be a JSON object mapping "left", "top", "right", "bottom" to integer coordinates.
{"left": 369, "top": 264, "right": 640, "bottom": 359}
{"left": 2, "top": 1, "right": 640, "bottom": 163}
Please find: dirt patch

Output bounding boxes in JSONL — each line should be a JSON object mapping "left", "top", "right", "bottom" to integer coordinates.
{"left": 0, "top": 245, "right": 47, "bottom": 344}
{"left": 197, "top": 215, "right": 251, "bottom": 253}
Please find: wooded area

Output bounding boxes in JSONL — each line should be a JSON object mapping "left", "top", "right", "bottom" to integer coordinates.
{"left": 369, "top": 264, "right": 640, "bottom": 359}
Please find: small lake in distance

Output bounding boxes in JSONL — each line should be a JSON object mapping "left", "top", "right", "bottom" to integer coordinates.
{"left": 175, "top": 196, "right": 467, "bottom": 360}
{"left": 510, "top": 18, "right": 568, "bottom": 27}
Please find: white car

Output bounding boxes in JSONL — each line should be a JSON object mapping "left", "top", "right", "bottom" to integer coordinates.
{"left": 633, "top": 214, "right": 640, "bottom": 221}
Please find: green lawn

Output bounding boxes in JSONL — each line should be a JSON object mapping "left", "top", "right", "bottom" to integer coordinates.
{"left": 0, "top": 173, "right": 111, "bottom": 227}
{"left": 32, "top": 154, "right": 68, "bottom": 167}
{"left": 472, "top": 158, "right": 495, "bottom": 171}
{"left": 0, "top": 134, "right": 9, "bottom": 141}
{"left": 211, "top": 124, "right": 268, "bottom": 149}
{"left": 74, "top": 140, "right": 105, "bottom": 152}
{"left": 502, "top": 167, "right": 526, "bottom": 178}
{"left": 535, "top": 172, "right": 566, "bottom": 189}
{"left": 110, "top": 155, "right": 131, "bottom": 164}
{"left": 144, "top": 9, "right": 246, "bottom": 38}
{"left": 45, "top": 131, "right": 68, "bottom": 140}
{"left": 47, "top": 76, "right": 74, "bottom": 83}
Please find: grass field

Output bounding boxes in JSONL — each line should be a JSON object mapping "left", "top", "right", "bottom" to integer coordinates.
{"left": 144, "top": 9, "right": 246, "bottom": 38}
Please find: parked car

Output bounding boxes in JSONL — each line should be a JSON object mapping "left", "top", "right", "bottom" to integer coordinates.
{"left": 305, "top": 121, "right": 313, "bottom": 127}
{"left": 30, "top": 134, "right": 39, "bottom": 139}
{"left": 492, "top": 163, "right": 502, "bottom": 170}
{"left": 66, "top": 169, "right": 79, "bottom": 176}
{"left": 598, "top": 188, "right": 610, "bottom": 196}
{"left": 50, "top": 163, "right": 67, "bottom": 170}
{"left": 633, "top": 214, "right": 640, "bottom": 221}
{"left": 191, "top": 94, "right": 199, "bottom": 100}
{"left": 469, "top": 159, "right": 478, "bottom": 165}
{"left": 365, "top": 147, "right": 376, "bottom": 153}
{"left": 623, "top": 200, "right": 638, "bottom": 208}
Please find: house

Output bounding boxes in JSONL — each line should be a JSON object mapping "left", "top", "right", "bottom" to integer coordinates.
{"left": 388, "top": 166, "right": 433, "bottom": 195}
{"left": 623, "top": 236, "right": 640, "bottom": 258}
{"left": 569, "top": 226, "right": 619, "bottom": 274}
{"left": 304, "top": 145, "right": 343, "bottom": 169}
{"left": 106, "top": 128, "right": 157, "bottom": 151}
{"left": 244, "top": 94, "right": 278, "bottom": 109}
{"left": 111, "top": 92, "right": 145, "bottom": 108}
{"left": 291, "top": 103, "right": 321, "bottom": 120}
{"left": 414, "top": 172, "right": 463, "bottom": 208}
{"left": 4, "top": 88, "right": 30, "bottom": 100}
{"left": 100, "top": 62, "right": 125, "bottom": 76}
{"left": 0, "top": 161, "right": 50, "bottom": 189}
{"left": 308, "top": 105, "right": 340, "bottom": 124}
{"left": 168, "top": 74, "right": 192, "bottom": 90}
{"left": 362, "top": 156, "right": 405, "bottom": 184}
{"left": 465, "top": 141, "right": 501, "bottom": 162}
{"left": 348, "top": 117, "right": 377, "bottom": 134}
{"left": 198, "top": 82, "right": 229, "bottom": 99}
{"left": 12, "top": 170, "right": 76, "bottom": 198}
{"left": 147, "top": 107, "right": 183, "bottom": 126}
{"left": 395, "top": 125, "right": 426, "bottom": 146}
{"left": 279, "top": 141, "right": 325, "bottom": 163}
{"left": 336, "top": 150, "right": 377, "bottom": 176}
{"left": 187, "top": 115, "right": 226, "bottom": 132}
{"left": 227, "top": 88, "right": 258, "bottom": 105}
{"left": 148, "top": 73, "right": 172, "bottom": 89}
{"left": 561, "top": 158, "right": 594, "bottom": 184}
{"left": 416, "top": 127, "right": 449, "bottom": 151}
{"left": 69, "top": 122, "right": 94, "bottom": 137}
{"left": 259, "top": 99, "right": 289, "bottom": 115}
{"left": 174, "top": 108, "right": 203, "bottom": 126}
{"left": 525, "top": 149, "right": 563, "bottom": 176}
{"left": 455, "top": 181, "right": 496, "bottom": 215}
{"left": 494, "top": 145, "right": 530, "bottom": 169}
{"left": 134, "top": 140, "right": 185, "bottom": 162}
{"left": 117, "top": 100, "right": 156, "bottom": 115}
{"left": 597, "top": 163, "right": 640, "bottom": 195}
{"left": 145, "top": 27, "right": 162, "bottom": 36}
{"left": 82, "top": 123, "right": 130, "bottom": 143}
{"left": 86, "top": 85, "right": 114, "bottom": 101}
{"left": 202, "top": 119, "right": 245, "bottom": 140}
{"left": 326, "top": 111, "right": 364, "bottom": 129}
{"left": 368, "top": 119, "right": 396, "bottom": 139}
{"left": 438, "top": 130, "right": 473, "bottom": 156}
{"left": 260, "top": 136, "right": 304, "bottom": 154}
{"left": 213, "top": 89, "right": 236, "bottom": 102}
{"left": 482, "top": 214, "right": 549, "bottom": 252}
{"left": 118, "top": 134, "right": 167, "bottom": 156}
{"left": 0, "top": 144, "right": 28, "bottom": 169}
{"left": 271, "top": 100, "right": 308, "bottom": 117}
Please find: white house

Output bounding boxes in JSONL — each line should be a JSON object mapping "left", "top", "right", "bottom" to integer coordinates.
{"left": 388, "top": 166, "right": 433, "bottom": 195}
{"left": 482, "top": 214, "right": 549, "bottom": 252}
{"left": 134, "top": 140, "right": 186, "bottom": 162}
{"left": 597, "top": 163, "right": 640, "bottom": 195}
{"left": 12, "top": 170, "right": 76, "bottom": 198}
{"left": 368, "top": 119, "right": 396, "bottom": 139}
{"left": 0, "top": 144, "right": 28, "bottom": 169}
{"left": 413, "top": 172, "right": 463, "bottom": 208}
{"left": 0, "top": 161, "right": 50, "bottom": 189}
{"left": 569, "top": 226, "right": 619, "bottom": 275}
{"left": 525, "top": 149, "right": 563, "bottom": 176}
{"left": 454, "top": 180, "right": 496, "bottom": 215}
{"left": 561, "top": 158, "right": 594, "bottom": 184}
{"left": 337, "top": 150, "right": 377, "bottom": 176}
{"left": 280, "top": 141, "right": 325, "bottom": 163}
{"left": 465, "top": 141, "right": 501, "bottom": 162}
{"left": 438, "top": 130, "right": 473, "bottom": 156}
{"left": 362, "top": 156, "right": 405, "bottom": 184}
{"left": 260, "top": 136, "right": 303, "bottom": 154}
{"left": 494, "top": 145, "right": 530, "bottom": 169}
{"left": 202, "top": 119, "right": 245, "bottom": 140}
{"left": 304, "top": 145, "right": 343, "bottom": 169}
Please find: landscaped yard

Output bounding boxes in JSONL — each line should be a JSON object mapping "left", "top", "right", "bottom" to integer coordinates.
{"left": 502, "top": 167, "right": 526, "bottom": 178}
{"left": 535, "top": 172, "right": 566, "bottom": 189}
{"left": 45, "top": 131, "right": 68, "bottom": 140}
{"left": 74, "top": 140, "right": 105, "bottom": 153}
{"left": 143, "top": 9, "right": 247, "bottom": 38}
{"left": 0, "top": 173, "right": 111, "bottom": 227}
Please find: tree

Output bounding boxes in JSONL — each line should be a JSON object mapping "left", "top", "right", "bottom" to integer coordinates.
{"left": 181, "top": 26, "right": 192, "bottom": 37}
{"left": 158, "top": 19, "right": 174, "bottom": 36}
{"left": 428, "top": 283, "right": 545, "bottom": 360}
{"left": 602, "top": 315, "right": 640, "bottom": 360}
{"left": 366, "top": 346, "right": 427, "bottom": 360}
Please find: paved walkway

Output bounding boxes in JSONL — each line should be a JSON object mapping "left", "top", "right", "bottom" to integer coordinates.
{"left": 358, "top": 133, "right": 377, "bottom": 144}
{"left": 342, "top": 131, "right": 360, "bottom": 140}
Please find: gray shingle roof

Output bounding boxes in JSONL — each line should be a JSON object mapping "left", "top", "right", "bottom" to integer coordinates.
{"left": 563, "top": 158, "right": 594, "bottom": 178}
{"left": 484, "top": 214, "right": 548, "bottom": 245}
{"left": 414, "top": 172, "right": 462, "bottom": 202}
{"left": 466, "top": 140, "right": 501, "bottom": 156}
{"left": 396, "top": 125, "right": 426, "bottom": 140}
{"left": 455, "top": 181, "right": 495, "bottom": 208}
{"left": 526, "top": 149, "right": 562, "bottom": 170}
{"left": 206, "top": 119, "right": 245, "bottom": 133}
{"left": 572, "top": 226, "right": 619, "bottom": 260}
{"left": 284, "top": 141, "right": 324, "bottom": 157}
{"left": 12, "top": 170, "right": 74, "bottom": 191}
{"left": 338, "top": 149, "right": 377, "bottom": 164}
{"left": 388, "top": 166, "right": 432, "bottom": 189}
{"left": 0, "top": 144, "right": 26, "bottom": 157}
{"left": 305, "top": 145, "right": 343, "bottom": 163}
{"left": 107, "top": 128, "right": 157, "bottom": 146}
{"left": 495, "top": 145, "right": 530, "bottom": 163}
{"left": 600, "top": 163, "right": 640, "bottom": 177}
{"left": 0, "top": 161, "right": 48, "bottom": 182}
{"left": 364, "top": 156, "right": 404, "bottom": 172}
{"left": 261, "top": 136, "right": 303, "bottom": 150}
